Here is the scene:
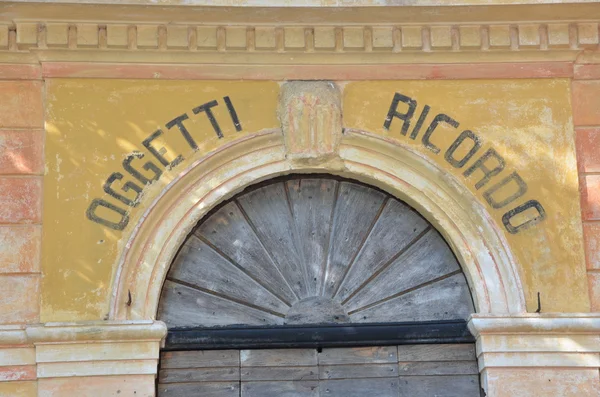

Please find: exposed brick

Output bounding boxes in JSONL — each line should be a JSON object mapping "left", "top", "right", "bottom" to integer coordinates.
{"left": 580, "top": 174, "right": 600, "bottom": 220}
{"left": 0, "top": 177, "right": 42, "bottom": 224}
{"left": 0, "top": 64, "right": 41, "bottom": 81}
{"left": 0, "top": 81, "right": 43, "bottom": 128}
{"left": 588, "top": 271, "right": 600, "bottom": 311}
{"left": 572, "top": 80, "right": 600, "bottom": 126}
{"left": 0, "top": 130, "right": 44, "bottom": 175}
{"left": 0, "top": 275, "right": 38, "bottom": 323}
{"left": 0, "top": 226, "right": 41, "bottom": 273}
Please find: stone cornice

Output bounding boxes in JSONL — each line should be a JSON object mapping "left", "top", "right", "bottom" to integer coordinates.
{"left": 0, "top": 20, "right": 597, "bottom": 65}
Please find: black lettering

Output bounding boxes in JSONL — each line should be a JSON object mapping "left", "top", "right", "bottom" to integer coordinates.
{"left": 86, "top": 199, "right": 129, "bottom": 231}
{"left": 193, "top": 100, "right": 223, "bottom": 138}
{"left": 409, "top": 105, "right": 431, "bottom": 140}
{"left": 483, "top": 172, "right": 528, "bottom": 209}
{"left": 123, "top": 152, "right": 162, "bottom": 185}
{"left": 422, "top": 114, "right": 459, "bottom": 154}
{"left": 103, "top": 172, "right": 143, "bottom": 207}
{"left": 383, "top": 93, "right": 416, "bottom": 136}
{"left": 445, "top": 130, "right": 482, "bottom": 168}
{"left": 463, "top": 148, "right": 505, "bottom": 190}
{"left": 223, "top": 96, "right": 242, "bottom": 132}
{"left": 166, "top": 113, "right": 198, "bottom": 151}
{"left": 142, "top": 129, "right": 184, "bottom": 168}
{"left": 502, "top": 200, "right": 546, "bottom": 234}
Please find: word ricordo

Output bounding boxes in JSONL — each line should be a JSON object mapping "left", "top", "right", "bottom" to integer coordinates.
{"left": 86, "top": 97, "right": 242, "bottom": 231}
{"left": 384, "top": 93, "right": 546, "bottom": 234}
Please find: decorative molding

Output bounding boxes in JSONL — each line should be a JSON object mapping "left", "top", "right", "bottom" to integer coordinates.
{"left": 279, "top": 81, "right": 342, "bottom": 164}
{"left": 0, "top": 21, "right": 598, "bottom": 58}
{"left": 468, "top": 314, "right": 600, "bottom": 370}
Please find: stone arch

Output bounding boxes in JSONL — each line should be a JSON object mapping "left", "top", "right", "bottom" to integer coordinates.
{"left": 109, "top": 126, "right": 526, "bottom": 320}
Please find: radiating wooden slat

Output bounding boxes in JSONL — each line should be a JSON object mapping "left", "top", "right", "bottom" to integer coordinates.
{"left": 344, "top": 228, "right": 460, "bottom": 312}
{"left": 349, "top": 273, "right": 474, "bottom": 323}
{"left": 335, "top": 199, "right": 430, "bottom": 303}
{"left": 237, "top": 183, "right": 309, "bottom": 299}
{"left": 168, "top": 235, "right": 289, "bottom": 316}
{"left": 158, "top": 280, "right": 284, "bottom": 328}
{"left": 322, "top": 182, "right": 387, "bottom": 298}
{"left": 195, "top": 201, "right": 297, "bottom": 305}
{"left": 286, "top": 178, "right": 338, "bottom": 297}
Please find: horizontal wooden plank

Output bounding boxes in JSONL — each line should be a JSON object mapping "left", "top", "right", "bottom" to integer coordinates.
{"left": 397, "top": 343, "right": 476, "bottom": 362}
{"left": 241, "top": 349, "right": 317, "bottom": 367}
{"left": 242, "top": 366, "right": 318, "bottom": 381}
{"left": 159, "top": 367, "right": 240, "bottom": 383}
{"left": 398, "top": 375, "right": 482, "bottom": 397}
{"left": 320, "top": 378, "right": 399, "bottom": 397}
{"left": 320, "top": 363, "right": 397, "bottom": 379}
{"left": 242, "top": 380, "right": 319, "bottom": 397}
{"left": 158, "top": 382, "right": 239, "bottom": 397}
{"left": 160, "top": 350, "right": 239, "bottom": 368}
{"left": 398, "top": 361, "right": 479, "bottom": 376}
{"left": 319, "top": 346, "right": 397, "bottom": 365}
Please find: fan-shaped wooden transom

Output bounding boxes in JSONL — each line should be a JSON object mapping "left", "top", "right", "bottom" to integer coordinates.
{"left": 158, "top": 175, "right": 474, "bottom": 328}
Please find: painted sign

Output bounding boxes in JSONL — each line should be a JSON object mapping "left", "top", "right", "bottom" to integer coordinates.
{"left": 43, "top": 78, "right": 588, "bottom": 322}
{"left": 344, "top": 80, "right": 587, "bottom": 313}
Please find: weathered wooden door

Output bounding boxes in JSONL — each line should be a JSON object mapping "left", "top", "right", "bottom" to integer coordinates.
{"left": 156, "top": 175, "right": 481, "bottom": 396}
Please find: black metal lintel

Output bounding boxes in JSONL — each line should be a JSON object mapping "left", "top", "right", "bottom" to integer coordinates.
{"left": 164, "top": 320, "right": 473, "bottom": 351}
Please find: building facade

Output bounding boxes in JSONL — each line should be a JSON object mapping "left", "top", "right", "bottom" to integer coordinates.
{"left": 0, "top": 0, "right": 600, "bottom": 396}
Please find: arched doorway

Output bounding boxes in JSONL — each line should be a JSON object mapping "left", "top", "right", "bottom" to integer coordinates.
{"left": 155, "top": 174, "right": 482, "bottom": 396}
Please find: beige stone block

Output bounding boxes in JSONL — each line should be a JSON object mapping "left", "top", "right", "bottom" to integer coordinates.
{"left": 197, "top": 26, "right": 217, "bottom": 49}
{"left": 0, "top": 25, "right": 9, "bottom": 49}
{"left": 226, "top": 26, "right": 246, "bottom": 50}
{"left": 477, "top": 334, "right": 600, "bottom": 354}
{"left": 39, "top": 375, "right": 155, "bottom": 397}
{"left": 106, "top": 24, "right": 127, "bottom": 47}
{"left": 46, "top": 23, "right": 68, "bottom": 47}
{"left": 343, "top": 27, "right": 364, "bottom": 49}
{"left": 0, "top": 275, "right": 38, "bottom": 324}
{"left": 518, "top": 24, "right": 540, "bottom": 47}
{"left": 372, "top": 27, "right": 393, "bottom": 49}
{"left": 16, "top": 23, "right": 37, "bottom": 47}
{"left": 76, "top": 24, "right": 98, "bottom": 47}
{"left": 314, "top": 27, "right": 335, "bottom": 49}
{"left": 430, "top": 25, "right": 452, "bottom": 49}
{"left": 489, "top": 25, "right": 510, "bottom": 47}
{"left": 37, "top": 341, "right": 159, "bottom": 363}
{"left": 579, "top": 23, "right": 599, "bottom": 46}
{"left": 548, "top": 23, "right": 570, "bottom": 47}
{"left": 459, "top": 26, "right": 481, "bottom": 48}
{"left": 137, "top": 25, "right": 157, "bottom": 48}
{"left": 0, "top": 348, "right": 35, "bottom": 366}
{"left": 166, "top": 25, "right": 188, "bottom": 49}
{"left": 401, "top": 26, "right": 422, "bottom": 49}
{"left": 284, "top": 27, "right": 305, "bottom": 49}
{"left": 484, "top": 368, "right": 600, "bottom": 397}
{"left": 255, "top": 27, "right": 276, "bottom": 49}
{"left": 37, "top": 359, "right": 158, "bottom": 378}
{"left": 480, "top": 352, "right": 600, "bottom": 368}
{"left": 0, "top": 380, "right": 36, "bottom": 397}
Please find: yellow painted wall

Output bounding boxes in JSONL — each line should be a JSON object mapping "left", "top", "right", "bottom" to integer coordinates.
{"left": 43, "top": 78, "right": 588, "bottom": 321}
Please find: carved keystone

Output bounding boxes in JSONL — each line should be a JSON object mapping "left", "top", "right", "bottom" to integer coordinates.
{"left": 279, "top": 81, "right": 342, "bottom": 164}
